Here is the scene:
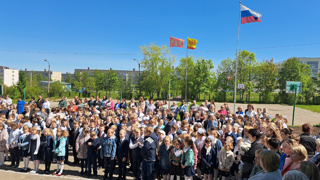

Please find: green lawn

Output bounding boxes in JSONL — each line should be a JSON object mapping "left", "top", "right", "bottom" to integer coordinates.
{"left": 296, "top": 105, "right": 320, "bottom": 113}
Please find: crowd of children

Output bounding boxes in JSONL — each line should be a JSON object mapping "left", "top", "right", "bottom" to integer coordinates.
{"left": 0, "top": 96, "right": 320, "bottom": 180}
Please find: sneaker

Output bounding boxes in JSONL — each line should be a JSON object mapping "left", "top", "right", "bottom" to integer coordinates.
{"left": 30, "top": 170, "right": 36, "bottom": 173}
{"left": 57, "top": 173, "right": 62, "bottom": 176}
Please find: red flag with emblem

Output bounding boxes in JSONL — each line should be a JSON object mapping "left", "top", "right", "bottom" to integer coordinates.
{"left": 170, "top": 37, "right": 184, "bottom": 48}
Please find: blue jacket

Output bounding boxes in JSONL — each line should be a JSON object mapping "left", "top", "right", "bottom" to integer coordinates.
{"left": 141, "top": 133, "right": 157, "bottom": 162}
{"left": 19, "top": 133, "right": 30, "bottom": 151}
{"left": 116, "top": 138, "right": 129, "bottom": 159}
{"left": 17, "top": 100, "right": 26, "bottom": 114}
{"left": 201, "top": 146, "right": 217, "bottom": 169}
{"left": 53, "top": 137, "right": 67, "bottom": 156}
{"left": 40, "top": 135, "right": 54, "bottom": 159}
{"left": 86, "top": 137, "right": 100, "bottom": 157}
{"left": 159, "top": 144, "right": 173, "bottom": 170}
{"left": 100, "top": 135, "right": 117, "bottom": 159}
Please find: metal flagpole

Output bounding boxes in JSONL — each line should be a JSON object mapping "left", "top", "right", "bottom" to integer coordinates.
{"left": 185, "top": 39, "right": 188, "bottom": 103}
{"left": 169, "top": 47, "right": 171, "bottom": 107}
{"left": 234, "top": 1, "right": 241, "bottom": 113}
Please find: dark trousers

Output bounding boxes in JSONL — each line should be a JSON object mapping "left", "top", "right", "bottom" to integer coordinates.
{"left": 80, "top": 159, "right": 87, "bottom": 173}
{"left": 72, "top": 145, "right": 78, "bottom": 164}
{"left": 142, "top": 160, "right": 155, "bottom": 180}
{"left": 44, "top": 158, "right": 51, "bottom": 171}
{"left": 179, "top": 112, "right": 184, "bottom": 120}
{"left": 97, "top": 149, "right": 104, "bottom": 167}
{"left": 118, "top": 159, "right": 127, "bottom": 178}
{"left": 132, "top": 156, "right": 142, "bottom": 179}
{"left": 103, "top": 157, "right": 115, "bottom": 178}
{"left": 65, "top": 145, "right": 69, "bottom": 163}
{"left": 10, "top": 147, "right": 19, "bottom": 165}
{"left": 87, "top": 154, "right": 97, "bottom": 176}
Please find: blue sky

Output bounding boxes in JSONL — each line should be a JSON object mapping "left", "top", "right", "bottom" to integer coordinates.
{"left": 0, "top": 0, "right": 319, "bottom": 73}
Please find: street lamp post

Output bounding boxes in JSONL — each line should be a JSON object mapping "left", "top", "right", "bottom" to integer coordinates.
{"left": 44, "top": 59, "right": 50, "bottom": 96}
{"left": 134, "top": 59, "right": 141, "bottom": 95}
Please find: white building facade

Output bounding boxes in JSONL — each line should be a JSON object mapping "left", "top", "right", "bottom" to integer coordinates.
{"left": 0, "top": 66, "right": 19, "bottom": 87}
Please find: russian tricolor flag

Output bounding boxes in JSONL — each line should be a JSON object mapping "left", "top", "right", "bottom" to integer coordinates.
{"left": 241, "top": 5, "right": 262, "bottom": 24}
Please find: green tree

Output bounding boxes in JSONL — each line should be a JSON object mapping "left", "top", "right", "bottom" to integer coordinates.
{"left": 17, "top": 70, "right": 27, "bottom": 96}
{"left": 65, "top": 73, "right": 72, "bottom": 83}
{"left": 25, "top": 86, "right": 42, "bottom": 99}
{"left": 84, "top": 77, "right": 96, "bottom": 94}
{"left": 216, "top": 58, "right": 235, "bottom": 102}
{"left": 140, "top": 43, "right": 173, "bottom": 99}
{"left": 50, "top": 81, "right": 64, "bottom": 97}
{"left": 236, "top": 50, "right": 257, "bottom": 102}
{"left": 26, "top": 71, "right": 39, "bottom": 87}
{"left": 176, "top": 56, "right": 195, "bottom": 101}
{"left": 71, "top": 72, "right": 83, "bottom": 92}
{"left": 93, "top": 70, "right": 105, "bottom": 94}
{"left": 104, "top": 70, "right": 118, "bottom": 97}
{"left": 36, "top": 73, "right": 43, "bottom": 82}
{"left": 256, "top": 59, "right": 278, "bottom": 103}
{"left": 192, "top": 58, "right": 215, "bottom": 100}
{"left": 278, "top": 57, "right": 314, "bottom": 104}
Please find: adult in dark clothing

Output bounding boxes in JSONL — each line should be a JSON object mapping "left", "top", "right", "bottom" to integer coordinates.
{"left": 300, "top": 123, "right": 317, "bottom": 159}
{"left": 241, "top": 128, "right": 263, "bottom": 179}
{"left": 36, "top": 96, "right": 45, "bottom": 109}
{"left": 28, "top": 97, "right": 36, "bottom": 104}
{"left": 120, "top": 99, "right": 127, "bottom": 110}
{"left": 94, "top": 96, "right": 102, "bottom": 108}
{"left": 88, "top": 96, "right": 95, "bottom": 108}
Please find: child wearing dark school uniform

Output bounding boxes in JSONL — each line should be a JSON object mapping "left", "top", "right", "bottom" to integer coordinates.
{"left": 8, "top": 122, "right": 20, "bottom": 168}
{"left": 129, "top": 128, "right": 144, "bottom": 180}
{"left": 159, "top": 136, "right": 174, "bottom": 180}
{"left": 100, "top": 128, "right": 117, "bottom": 180}
{"left": 181, "top": 137, "right": 195, "bottom": 180}
{"left": 69, "top": 121, "right": 80, "bottom": 165}
{"left": 18, "top": 125, "right": 30, "bottom": 172}
{"left": 52, "top": 128, "right": 68, "bottom": 176}
{"left": 29, "top": 126, "right": 41, "bottom": 173}
{"left": 86, "top": 131, "right": 100, "bottom": 178}
{"left": 40, "top": 128, "right": 54, "bottom": 174}
{"left": 201, "top": 137, "right": 217, "bottom": 180}
{"left": 98, "top": 125, "right": 107, "bottom": 169}
{"left": 116, "top": 129, "right": 129, "bottom": 180}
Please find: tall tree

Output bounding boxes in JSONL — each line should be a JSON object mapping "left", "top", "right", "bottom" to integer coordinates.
{"left": 140, "top": 43, "right": 173, "bottom": 99}
{"left": 71, "top": 72, "right": 83, "bottom": 92}
{"left": 192, "top": 58, "right": 215, "bottom": 100}
{"left": 84, "top": 77, "right": 96, "bottom": 95}
{"left": 216, "top": 58, "right": 235, "bottom": 101}
{"left": 65, "top": 73, "right": 72, "bottom": 83}
{"left": 17, "top": 70, "right": 27, "bottom": 96}
{"left": 256, "top": 59, "right": 278, "bottom": 103}
{"left": 93, "top": 70, "right": 105, "bottom": 94}
{"left": 176, "top": 56, "right": 195, "bottom": 101}
{"left": 50, "top": 81, "right": 64, "bottom": 96}
{"left": 104, "top": 70, "right": 118, "bottom": 97}
{"left": 236, "top": 50, "right": 257, "bottom": 101}
{"left": 278, "top": 57, "right": 314, "bottom": 104}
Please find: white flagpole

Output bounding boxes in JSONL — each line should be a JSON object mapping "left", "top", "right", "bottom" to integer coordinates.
{"left": 234, "top": 1, "right": 241, "bottom": 113}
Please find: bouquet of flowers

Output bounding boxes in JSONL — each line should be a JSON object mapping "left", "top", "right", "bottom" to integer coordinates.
{"left": 239, "top": 141, "right": 251, "bottom": 155}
